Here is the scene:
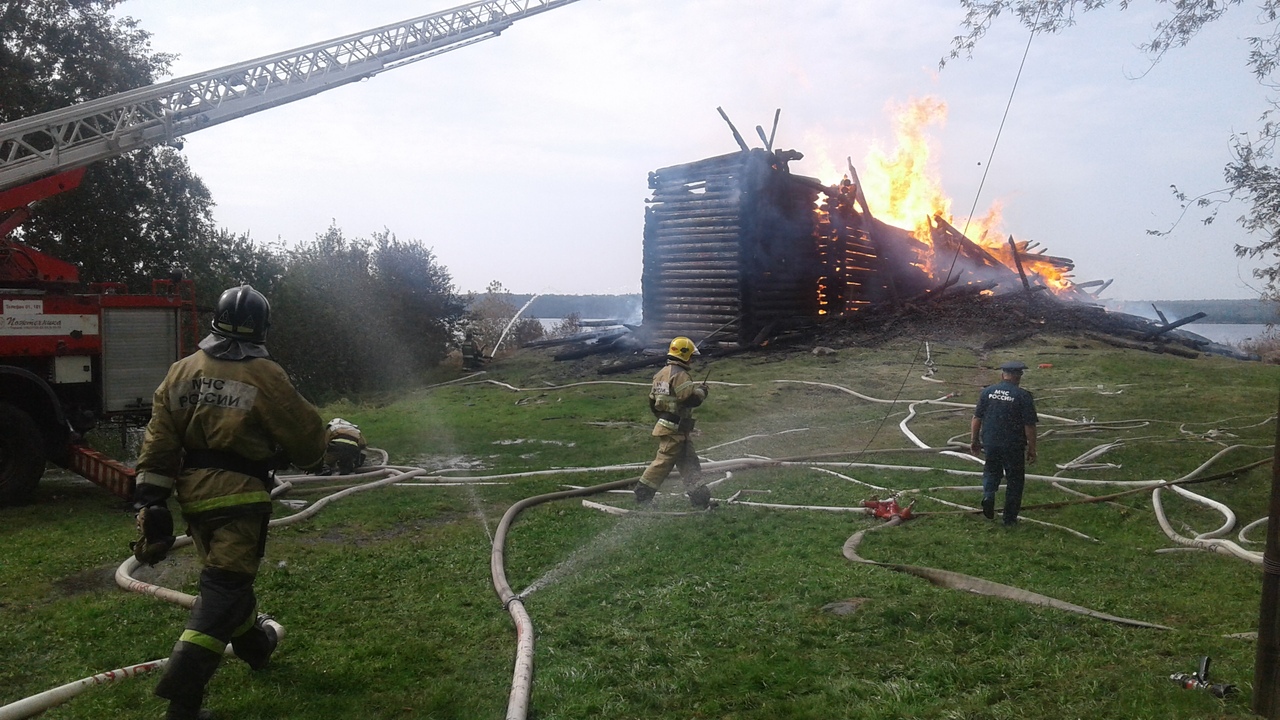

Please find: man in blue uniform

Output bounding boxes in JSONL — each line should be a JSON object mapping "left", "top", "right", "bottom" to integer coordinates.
{"left": 969, "top": 360, "right": 1038, "bottom": 526}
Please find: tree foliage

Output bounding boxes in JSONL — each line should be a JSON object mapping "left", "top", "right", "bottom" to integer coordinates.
{"left": 19, "top": 149, "right": 221, "bottom": 291}
{"left": 192, "top": 230, "right": 288, "bottom": 308}
{"left": 465, "top": 281, "right": 544, "bottom": 357}
{"left": 548, "top": 312, "right": 583, "bottom": 338}
{"left": 945, "top": 0, "right": 1280, "bottom": 297}
{"left": 0, "top": 0, "right": 173, "bottom": 117}
{"left": 1, "top": 3, "right": 469, "bottom": 398}
{"left": 267, "top": 225, "right": 466, "bottom": 400}
{"left": 0, "top": 1, "right": 229, "bottom": 293}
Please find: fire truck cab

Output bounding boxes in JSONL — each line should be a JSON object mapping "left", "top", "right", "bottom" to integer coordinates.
{"left": 0, "top": 229, "right": 195, "bottom": 503}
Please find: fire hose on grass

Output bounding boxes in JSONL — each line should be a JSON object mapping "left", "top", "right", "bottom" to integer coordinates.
{"left": 484, "top": 375, "right": 1273, "bottom": 713}
{"left": 486, "top": 376, "right": 1275, "bottom": 717}
{"left": 823, "top": 450, "right": 1275, "bottom": 629}
{"left": 841, "top": 517, "right": 1172, "bottom": 629}
{"left": 0, "top": 461, "right": 425, "bottom": 720}
{"left": 489, "top": 476, "right": 639, "bottom": 720}
{"left": 567, "top": 452, "right": 1273, "bottom": 637}
{"left": 6, "top": 374, "right": 1274, "bottom": 718}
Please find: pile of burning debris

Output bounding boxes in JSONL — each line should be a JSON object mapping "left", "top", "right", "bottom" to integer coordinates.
{"left": 525, "top": 118, "right": 1255, "bottom": 368}
{"left": 524, "top": 289, "right": 1254, "bottom": 374}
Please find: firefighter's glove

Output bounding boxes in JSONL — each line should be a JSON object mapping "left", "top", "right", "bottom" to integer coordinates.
{"left": 130, "top": 505, "right": 176, "bottom": 566}
{"left": 686, "top": 387, "right": 707, "bottom": 408}
{"left": 270, "top": 446, "right": 293, "bottom": 471}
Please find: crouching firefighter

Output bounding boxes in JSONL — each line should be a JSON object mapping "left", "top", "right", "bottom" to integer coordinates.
{"left": 131, "top": 284, "right": 326, "bottom": 720}
{"left": 321, "top": 418, "right": 367, "bottom": 476}
{"left": 636, "top": 336, "right": 715, "bottom": 509}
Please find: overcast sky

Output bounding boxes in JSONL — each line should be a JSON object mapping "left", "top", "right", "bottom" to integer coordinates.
{"left": 114, "top": 0, "right": 1273, "bottom": 300}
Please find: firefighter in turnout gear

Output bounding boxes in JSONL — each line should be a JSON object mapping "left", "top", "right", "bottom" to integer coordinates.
{"left": 636, "top": 336, "right": 715, "bottom": 509}
{"left": 460, "top": 331, "right": 486, "bottom": 370}
{"left": 321, "top": 418, "right": 367, "bottom": 475}
{"left": 132, "top": 285, "right": 326, "bottom": 720}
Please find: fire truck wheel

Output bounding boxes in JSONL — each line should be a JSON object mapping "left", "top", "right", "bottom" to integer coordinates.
{"left": 0, "top": 402, "right": 46, "bottom": 505}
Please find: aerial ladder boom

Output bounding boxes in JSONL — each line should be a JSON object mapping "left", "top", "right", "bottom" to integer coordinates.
{"left": 0, "top": 0, "right": 582, "bottom": 506}
{"left": 0, "top": 0, "right": 581, "bottom": 195}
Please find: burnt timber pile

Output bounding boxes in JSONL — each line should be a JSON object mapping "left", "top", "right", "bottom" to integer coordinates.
{"left": 640, "top": 145, "right": 1089, "bottom": 346}
{"left": 532, "top": 141, "right": 1255, "bottom": 365}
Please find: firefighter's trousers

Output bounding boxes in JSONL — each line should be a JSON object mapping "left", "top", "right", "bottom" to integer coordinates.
{"left": 323, "top": 441, "right": 364, "bottom": 475}
{"left": 155, "top": 514, "right": 275, "bottom": 710}
{"left": 640, "top": 433, "right": 702, "bottom": 490}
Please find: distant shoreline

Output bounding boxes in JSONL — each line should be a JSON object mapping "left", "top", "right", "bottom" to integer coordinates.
{"left": 1103, "top": 298, "right": 1278, "bottom": 324}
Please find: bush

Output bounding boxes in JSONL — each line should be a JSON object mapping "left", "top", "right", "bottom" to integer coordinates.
{"left": 267, "top": 225, "right": 465, "bottom": 399}
{"left": 548, "top": 312, "right": 582, "bottom": 338}
{"left": 1238, "top": 327, "right": 1280, "bottom": 363}
{"left": 464, "top": 281, "right": 543, "bottom": 357}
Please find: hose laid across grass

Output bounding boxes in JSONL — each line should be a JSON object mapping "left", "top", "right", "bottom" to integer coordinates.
{"left": 489, "top": 476, "right": 639, "bottom": 720}
{"left": 0, "top": 463, "right": 425, "bottom": 720}
{"left": 7, "top": 372, "right": 1274, "bottom": 719}
{"left": 841, "top": 518, "right": 1172, "bottom": 629}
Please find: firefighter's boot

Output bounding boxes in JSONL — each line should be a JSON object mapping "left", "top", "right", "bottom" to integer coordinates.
{"left": 687, "top": 484, "right": 716, "bottom": 510}
{"left": 634, "top": 482, "right": 657, "bottom": 506}
{"left": 231, "top": 615, "right": 279, "bottom": 671}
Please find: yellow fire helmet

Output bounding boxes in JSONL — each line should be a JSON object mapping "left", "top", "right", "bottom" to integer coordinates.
{"left": 667, "top": 336, "right": 698, "bottom": 363}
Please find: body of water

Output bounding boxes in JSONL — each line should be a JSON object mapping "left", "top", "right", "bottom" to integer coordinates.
{"left": 536, "top": 318, "right": 623, "bottom": 333}
{"left": 1185, "top": 323, "right": 1273, "bottom": 345}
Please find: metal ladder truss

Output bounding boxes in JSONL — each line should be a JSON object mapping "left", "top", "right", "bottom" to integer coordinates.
{"left": 0, "top": 0, "right": 580, "bottom": 192}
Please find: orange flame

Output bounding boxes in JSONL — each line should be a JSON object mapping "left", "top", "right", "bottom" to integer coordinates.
{"left": 860, "top": 97, "right": 950, "bottom": 240}
{"left": 848, "top": 97, "right": 1073, "bottom": 293}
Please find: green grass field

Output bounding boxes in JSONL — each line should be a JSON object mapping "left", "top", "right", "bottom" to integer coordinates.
{"left": 2, "top": 335, "right": 1277, "bottom": 719}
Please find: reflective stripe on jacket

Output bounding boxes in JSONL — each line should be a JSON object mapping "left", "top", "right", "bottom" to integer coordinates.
{"left": 325, "top": 426, "right": 367, "bottom": 450}
{"left": 136, "top": 350, "right": 326, "bottom": 518}
{"left": 649, "top": 361, "right": 706, "bottom": 436}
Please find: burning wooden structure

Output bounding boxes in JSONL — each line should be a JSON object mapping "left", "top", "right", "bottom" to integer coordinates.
{"left": 532, "top": 110, "right": 1247, "bottom": 366}
{"left": 642, "top": 149, "right": 820, "bottom": 346}
{"left": 641, "top": 146, "right": 1085, "bottom": 346}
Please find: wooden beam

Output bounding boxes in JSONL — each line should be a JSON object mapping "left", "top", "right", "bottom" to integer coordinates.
{"left": 716, "top": 106, "right": 751, "bottom": 152}
{"left": 1008, "top": 235, "right": 1031, "bottom": 291}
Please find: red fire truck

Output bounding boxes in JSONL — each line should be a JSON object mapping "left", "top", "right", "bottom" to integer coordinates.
{"left": 0, "top": 0, "right": 580, "bottom": 504}
{"left": 0, "top": 168, "right": 198, "bottom": 503}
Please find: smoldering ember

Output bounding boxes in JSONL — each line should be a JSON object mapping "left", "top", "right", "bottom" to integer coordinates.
{"left": 526, "top": 133, "right": 1253, "bottom": 369}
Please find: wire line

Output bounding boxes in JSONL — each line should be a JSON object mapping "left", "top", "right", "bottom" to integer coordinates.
{"left": 943, "top": 8, "right": 1043, "bottom": 284}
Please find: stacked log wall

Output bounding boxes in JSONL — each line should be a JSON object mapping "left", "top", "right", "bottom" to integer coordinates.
{"left": 642, "top": 150, "right": 825, "bottom": 346}
{"left": 643, "top": 151, "right": 753, "bottom": 344}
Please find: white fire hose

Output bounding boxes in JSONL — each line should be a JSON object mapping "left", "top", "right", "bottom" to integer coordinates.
{"left": 0, "top": 460, "right": 423, "bottom": 720}
{"left": 5, "top": 371, "right": 1273, "bottom": 719}
{"left": 490, "top": 476, "right": 638, "bottom": 720}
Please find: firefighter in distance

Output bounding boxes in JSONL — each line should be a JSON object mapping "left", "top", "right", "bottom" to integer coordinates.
{"left": 636, "top": 336, "right": 715, "bottom": 509}
{"left": 132, "top": 284, "right": 327, "bottom": 720}
{"left": 321, "top": 418, "right": 368, "bottom": 476}
{"left": 460, "top": 330, "right": 486, "bottom": 370}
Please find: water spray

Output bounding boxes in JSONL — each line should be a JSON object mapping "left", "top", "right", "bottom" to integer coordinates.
{"left": 490, "top": 294, "right": 541, "bottom": 357}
